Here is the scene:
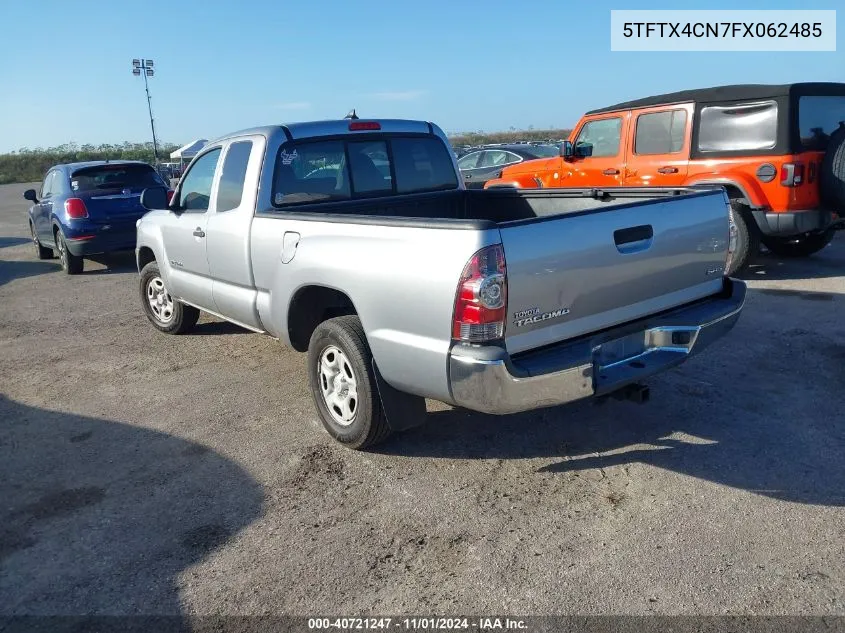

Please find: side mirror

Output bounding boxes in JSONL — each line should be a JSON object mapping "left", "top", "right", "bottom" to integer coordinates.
{"left": 575, "top": 143, "right": 594, "bottom": 158}
{"left": 140, "top": 186, "right": 169, "bottom": 211}
{"left": 560, "top": 141, "right": 573, "bottom": 160}
{"left": 23, "top": 189, "right": 38, "bottom": 203}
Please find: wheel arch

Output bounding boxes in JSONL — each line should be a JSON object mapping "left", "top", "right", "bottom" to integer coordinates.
{"left": 286, "top": 284, "right": 360, "bottom": 352}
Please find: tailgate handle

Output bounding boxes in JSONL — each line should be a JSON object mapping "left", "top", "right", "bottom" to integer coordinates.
{"left": 614, "top": 225, "right": 653, "bottom": 253}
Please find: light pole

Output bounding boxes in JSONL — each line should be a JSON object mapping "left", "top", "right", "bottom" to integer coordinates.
{"left": 132, "top": 58, "right": 159, "bottom": 164}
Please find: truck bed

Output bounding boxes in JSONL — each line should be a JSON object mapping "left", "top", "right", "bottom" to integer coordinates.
{"left": 257, "top": 185, "right": 731, "bottom": 354}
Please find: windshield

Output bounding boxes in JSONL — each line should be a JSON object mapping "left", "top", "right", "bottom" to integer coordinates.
{"left": 799, "top": 96, "right": 845, "bottom": 150}
{"left": 70, "top": 164, "right": 165, "bottom": 192}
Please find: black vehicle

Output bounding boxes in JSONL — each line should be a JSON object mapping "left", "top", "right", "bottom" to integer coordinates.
{"left": 457, "top": 143, "right": 561, "bottom": 188}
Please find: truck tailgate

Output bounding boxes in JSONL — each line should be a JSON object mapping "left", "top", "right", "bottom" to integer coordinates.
{"left": 499, "top": 189, "right": 731, "bottom": 354}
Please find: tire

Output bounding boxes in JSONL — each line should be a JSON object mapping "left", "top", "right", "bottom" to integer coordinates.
{"left": 55, "top": 229, "right": 83, "bottom": 275}
{"left": 30, "top": 222, "right": 53, "bottom": 260}
{"left": 727, "top": 201, "right": 759, "bottom": 276}
{"left": 308, "top": 315, "right": 392, "bottom": 450}
{"left": 139, "top": 261, "right": 199, "bottom": 334}
{"left": 820, "top": 124, "right": 845, "bottom": 209}
{"left": 762, "top": 229, "right": 836, "bottom": 258}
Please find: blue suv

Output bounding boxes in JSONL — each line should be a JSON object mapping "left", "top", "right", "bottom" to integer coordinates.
{"left": 24, "top": 161, "right": 170, "bottom": 274}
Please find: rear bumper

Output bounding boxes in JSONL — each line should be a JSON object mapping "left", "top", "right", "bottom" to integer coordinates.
{"left": 63, "top": 227, "right": 137, "bottom": 257}
{"left": 448, "top": 278, "right": 746, "bottom": 415}
{"left": 751, "top": 208, "right": 841, "bottom": 236}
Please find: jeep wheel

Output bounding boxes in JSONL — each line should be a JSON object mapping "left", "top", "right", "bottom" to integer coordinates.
{"left": 820, "top": 124, "right": 845, "bottom": 209}
{"left": 728, "top": 201, "right": 759, "bottom": 276}
{"left": 307, "top": 315, "right": 392, "bottom": 450}
{"left": 762, "top": 230, "right": 835, "bottom": 258}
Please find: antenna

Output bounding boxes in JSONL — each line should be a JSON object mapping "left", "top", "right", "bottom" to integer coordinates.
{"left": 344, "top": 109, "right": 359, "bottom": 120}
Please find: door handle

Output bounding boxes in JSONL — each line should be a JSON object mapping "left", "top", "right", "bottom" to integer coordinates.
{"left": 602, "top": 168, "right": 620, "bottom": 176}
{"left": 657, "top": 166, "right": 679, "bottom": 174}
{"left": 614, "top": 225, "right": 654, "bottom": 254}
{"left": 193, "top": 228, "right": 205, "bottom": 238}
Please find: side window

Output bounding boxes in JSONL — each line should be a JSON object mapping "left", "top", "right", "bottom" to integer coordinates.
{"left": 215, "top": 141, "right": 253, "bottom": 212}
{"left": 178, "top": 148, "right": 222, "bottom": 212}
{"left": 41, "top": 171, "right": 55, "bottom": 198}
{"left": 698, "top": 100, "right": 778, "bottom": 152}
{"left": 274, "top": 141, "right": 350, "bottom": 206}
{"left": 480, "top": 150, "right": 510, "bottom": 167}
{"left": 575, "top": 118, "right": 623, "bottom": 157}
{"left": 457, "top": 152, "right": 481, "bottom": 170}
{"left": 634, "top": 110, "right": 688, "bottom": 155}
{"left": 348, "top": 141, "right": 392, "bottom": 194}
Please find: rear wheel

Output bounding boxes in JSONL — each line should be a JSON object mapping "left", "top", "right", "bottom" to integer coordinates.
{"left": 139, "top": 261, "right": 199, "bottom": 334}
{"left": 30, "top": 223, "right": 53, "bottom": 260}
{"left": 727, "top": 201, "right": 759, "bottom": 276}
{"left": 820, "top": 125, "right": 845, "bottom": 209}
{"left": 761, "top": 230, "right": 836, "bottom": 258}
{"left": 55, "top": 229, "right": 83, "bottom": 275}
{"left": 308, "top": 315, "right": 392, "bottom": 450}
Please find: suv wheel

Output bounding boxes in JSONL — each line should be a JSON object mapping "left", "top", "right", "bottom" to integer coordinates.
{"left": 307, "top": 315, "right": 392, "bottom": 450}
{"left": 55, "top": 229, "right": 84, "bottom": 275}
{"left": 727, "top": 202, "right": 759, "bottom": 275}
{"left": 30, "top": 223, "right": 53, "bottom": 260}
{"left": 762, "top": 230, "right": 835, "bottom": 258}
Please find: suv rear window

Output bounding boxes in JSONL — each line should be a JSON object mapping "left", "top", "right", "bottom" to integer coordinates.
{"left": 70, "top": 164, "right": 165, "bottom": 192}
{"left": 698, "top": 101, "right": 778, "bottom": 153}
{"left": 272, "top": 135, "right": 458, "bottom": 207}
{"left": 798, "top": 96, "right": 845, "bottom": 150}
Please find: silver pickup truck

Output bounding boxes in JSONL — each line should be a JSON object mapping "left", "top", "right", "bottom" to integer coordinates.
{"left": 135, "top": 118, "right": 745, "bottom": 449}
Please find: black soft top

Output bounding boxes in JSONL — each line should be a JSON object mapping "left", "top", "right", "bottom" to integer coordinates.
{"left": 587, "top": 82, "right": 845, "bottom": 115}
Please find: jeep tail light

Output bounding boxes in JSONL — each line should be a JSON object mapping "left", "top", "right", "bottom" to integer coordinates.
{"left": 64, "top": 198, "right": 89, "bottom": 219}
{"left": 452, "top": 244, "right": 507, "bottom": 343}
{"left": 724, "top": 204, "right": 738, "bottom": 275}
{"left": 780, "top": 162, "right": 804, "bottom": 187}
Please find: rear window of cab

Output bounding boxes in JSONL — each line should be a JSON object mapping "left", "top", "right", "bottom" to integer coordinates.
{"left": 271, "top": 135, "right": 458, "bottom": 207}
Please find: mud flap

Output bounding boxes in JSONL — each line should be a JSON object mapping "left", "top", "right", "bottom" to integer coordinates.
{"left": 372, "top": 360, "right": 427, "bottom": 432}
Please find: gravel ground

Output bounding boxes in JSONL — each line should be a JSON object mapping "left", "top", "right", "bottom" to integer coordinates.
{"left": 1, "top": 181, "right": 843, "bottom": 617}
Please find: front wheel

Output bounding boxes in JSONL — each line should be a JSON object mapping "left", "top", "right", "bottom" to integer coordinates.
{"left": 761, "top": 230, "right": 835, "bottom": 258}
{"left": 30, "top": 223, "right": 53, "bottom": 260}
{"left": 55, "top": 229, "right": 83, "bottom": 274}
{"left": 139, "top": 261, "right": 199, "bottom": 334}
{"left": 307, "top": 315, "right": 392, "bottom": 450}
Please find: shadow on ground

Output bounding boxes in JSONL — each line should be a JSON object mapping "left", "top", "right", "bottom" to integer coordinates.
{"left": 83, "top": 252, "right": 139, "bottom": 275}
{"left": 0, "top": 260, "right": 61, "bottom": 286}
{"left": 0, "top": 396, "right": 264, "bottom": 621}
{"left": 0, "top": 237, "right": 31, "bottom": 249}
{"left": 739, "top": 239, "right": 844, "bottom": 281}
{"left": 380, "top": 287, "right": 845, "bottom": 507}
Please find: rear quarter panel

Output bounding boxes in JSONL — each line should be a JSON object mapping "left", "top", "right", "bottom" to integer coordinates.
{"left": 249, "top": 216, "right": 499, "bottom": 401}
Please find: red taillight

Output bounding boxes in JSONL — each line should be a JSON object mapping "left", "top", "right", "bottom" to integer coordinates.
{"left": 780, "top": 162, "right": 805, "bottom": 187}
{"left": 166, "top": 189, "right": 175, "bottom": 203}
{"left": 452, "top": 244, "right": 507, "bottom": 343}
{"left": 64, "top": 198, "right": 89, "bottom": 219}
{"left": 349, "top": 121, "right": 381, "bottom": 131}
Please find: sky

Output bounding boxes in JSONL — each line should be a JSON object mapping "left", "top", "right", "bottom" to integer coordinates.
{"left": 0, "top": 0, "right": 842, "bottom": 153}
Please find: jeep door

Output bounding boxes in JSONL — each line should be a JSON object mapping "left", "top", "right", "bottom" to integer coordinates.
{"left": 623, "top": 104, "right": 692, "bottom": 186}
{"left": 562, "top": 114, "right": 629, "bottom": 187}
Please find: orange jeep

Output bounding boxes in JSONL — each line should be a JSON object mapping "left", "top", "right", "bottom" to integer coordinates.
{"left": 485, "top": 83, "right": 845, "bottom": 274}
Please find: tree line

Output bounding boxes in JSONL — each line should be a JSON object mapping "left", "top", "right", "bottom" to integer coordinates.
{"left": 0, "top": 142, "right": 178, "bottom": 185}
{"left": 0, "top": 129, "right": 574, "bottom": 185}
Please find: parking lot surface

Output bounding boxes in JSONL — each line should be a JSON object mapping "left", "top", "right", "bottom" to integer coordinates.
{"left": 1, "top": 181, "right": 843, "bottom": 616}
